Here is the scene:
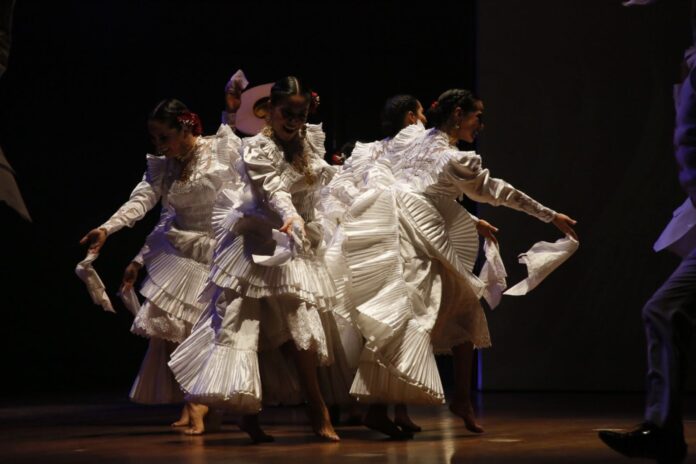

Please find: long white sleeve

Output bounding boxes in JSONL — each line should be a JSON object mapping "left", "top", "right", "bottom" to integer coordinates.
{"left": 433, "top": 152, "right": 557, "bottom": 223}
{"left": 243, "top": 143, "right": 300, "bottom": 223}
{"left": 100, "top": 155, "right": 168, "bottom": 235}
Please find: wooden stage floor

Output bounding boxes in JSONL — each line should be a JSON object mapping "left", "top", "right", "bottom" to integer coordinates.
{"left": 2, "top": 392, "right": 696, "bottom": 463}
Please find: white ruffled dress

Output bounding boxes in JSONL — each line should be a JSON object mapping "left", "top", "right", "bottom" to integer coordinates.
{"left": 100, "top": 125, "right": 242, "bottom": 404}
{"left": 320, "top": 132, "right": 419, "bottom": 372}
{"left": 169, "top": 124, "right": 353, "bottom": 412}
{"left": 336, "top": 125, "right": 557, "bottom": 405}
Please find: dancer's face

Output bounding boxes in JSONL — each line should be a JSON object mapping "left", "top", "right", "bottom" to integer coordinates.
{"left": 454, "top": 101, "right": 484, "bottom": 143}
{"left": 148, "top": 120, "right": 191, "bottom": 158}
{"left": 269, "top": 95, "right": 309, "bottom": 142}
{"left": 404, "top": 101, "right": 427, "bottom": 128}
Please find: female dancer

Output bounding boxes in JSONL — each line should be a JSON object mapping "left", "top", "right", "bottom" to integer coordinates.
{"left": 80, "top": 99, "right": 241, "bottom": 427}
{"left": 323, "top": 94, "right": 499, "bottom": 437}
{"left": 169, "top": 76, "right": 341, "bottom": 442}
{"left": 340, "top": 88, "right": 577, "bottom": 435}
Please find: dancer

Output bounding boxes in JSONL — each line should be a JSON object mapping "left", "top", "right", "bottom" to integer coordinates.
{"left": 323, "top": 95, "right": 420, "bottom": 437}
{"left": 80, "top": 98, "right": 242, "bottom": 428}
{"left": 340, "top": 88, "right": 577, "bottom": 437}
{"left": 170, "top": 76, "right": 341, "bottom": 442}
{"left": 322, "top": 93, "right": 499, "bottom": 438}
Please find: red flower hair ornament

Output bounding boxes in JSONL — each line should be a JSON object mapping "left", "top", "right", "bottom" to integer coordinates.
{"left": 177, "top": 112, "right": 203, "bottom": 136}
{"left": 309, "top": 91, "right": 321, "bottom": 114}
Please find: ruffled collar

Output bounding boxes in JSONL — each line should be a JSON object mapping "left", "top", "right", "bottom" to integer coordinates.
{"left": 255, "top": 123, "right": 326, "bottom": 164}
{"left": 429, "top": 128, "right": 458, "bottom": 149}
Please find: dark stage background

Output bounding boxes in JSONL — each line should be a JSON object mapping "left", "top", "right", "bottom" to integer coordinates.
{"left": 0, "top": 0, "right": 476, "bottom": 397}
{"left": 478, "top": 0, "right": 693, "bottom": 391}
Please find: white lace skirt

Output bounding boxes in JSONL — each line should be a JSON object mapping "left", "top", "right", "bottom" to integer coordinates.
{"left": 169, "top": 288, "right": 333, "bottom": 413}
{"left": 131, "top": 301, "right": 193, "bottom": 344}
{"left": 128, "top": 226, "right": 214, "bottom": 403}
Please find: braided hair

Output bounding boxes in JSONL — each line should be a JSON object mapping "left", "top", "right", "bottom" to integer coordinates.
{"left": 426, "top": 89, "right": 478, "bottom": 129}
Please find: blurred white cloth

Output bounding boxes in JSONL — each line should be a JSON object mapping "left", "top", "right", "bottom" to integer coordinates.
{"left": 224, "top": 69, "right": 249, "bottom": 94}
{"left": 622, "top": 0, "right": 658, "bottom": 6}
{"left": 118, "top": 287, "right": 141, "bottom": 316}
{"left": 75, "top": 252, "right": 115, "bottom": 313}
{"left": 654, "top": 198, "right": 696, "bottom": 258}
{"left": 480, "top": 239, "right": 508, "bottom": 309}
{"left": 0, "top": 148, "right": 30, "bottom": 221}
{"left": 504, "top": 236, "right": 579, "bottom": 296}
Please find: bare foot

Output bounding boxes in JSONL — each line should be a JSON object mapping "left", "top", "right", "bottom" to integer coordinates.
{"left": 171, "top": 404, "right": 190, "bottom": 427}
{"left": 394, "top": 404, "right": 421, "bottom": 433}
{"left": 239, "top": 414, "right": 274, "bottom": 444}
{"left": 184, "top": 402, "right": 209, "bottom": 435}
{"left": 449, "top": 402, "right": 484, "bottom": 433}
{"left": 308, "top": 403, "right": 340, "bottom": 442}
{"left": 363, "top": 406, "right": 413, "bottom": 440}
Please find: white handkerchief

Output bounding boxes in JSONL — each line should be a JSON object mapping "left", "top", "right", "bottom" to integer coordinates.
{"left": 118, "top": 287, "right": 141, "bottom": 316}
{"left": 225, "top": 69, "right": 249, "bottom": 93}
{"left": 504, "top": 236, "right": 579, "bottom": 296}
{"left": 252, "top": 229, "right": 293, "bottom": 266}
{"left": 480, "top": 239, "right": 508, "bottom": 309}
{"left": 75, "top": 252, "right": 115, "bottom": 313}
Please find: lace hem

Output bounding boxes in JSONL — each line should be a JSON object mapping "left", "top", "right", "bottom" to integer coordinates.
{"left": 130, "top": 301, "right": 192, "bottom": 343}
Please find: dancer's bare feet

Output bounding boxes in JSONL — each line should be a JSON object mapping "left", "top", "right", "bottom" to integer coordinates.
{"left": 394, "top": 404, "right": 421, "bottom": 433}
{"left": 184, "top": 402, "right": 209, "bottom": 435}
{"left": 283, "top": 341, "right": 339, "bottom": 442}
{"left": 449, "top": 401, "right": 484, "bottom": 433}
{"left": 239, "top": 414, "right": 274, "bottom": 444}
{"left": 171, "top": 404, "right": 190, "bottom": 427}
{"left": 308, "top": 403, "right": 340, "bottom": 442}
{"left": 363, "top": 405, "right": 413, "bottom": 440}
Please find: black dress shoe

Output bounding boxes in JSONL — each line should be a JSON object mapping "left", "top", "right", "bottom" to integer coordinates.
{"left": 598, "top": 422, "right": 687, "bottom": 464}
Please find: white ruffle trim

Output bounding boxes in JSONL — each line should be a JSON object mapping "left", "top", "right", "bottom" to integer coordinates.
{"left": 140, "top": 231, "right": 211, "bottom": 325}
{"left": 170, "top": 290, "right": 333, "bottom": 411}
{"left": 210, "top": 236, "right": 336, "bottom": 311}
{"left": 343, "top": 189, "right": 412, "bottom": 346}
{"left": 168, "top": 311, "right": 263, "bottom": 413}
{"left": 342, "top": 185, "right": 490, "bottom": 403}
{"left": 396, "top": 191, "right": 482, "bottom": 292}
{"left": 131, "top": 300, "right": 192, "bottom": 343}
{"left": 320, "top": 141, "right": 379, "bottom": 220}
{"left": 349, "top": 321, "right": 445, "bottom": 405}
{"left": 145, "top": 153, "right": 168, "bottom": 188}
{"left": 183, "top": 344, "right": 263, "bottom": 413}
